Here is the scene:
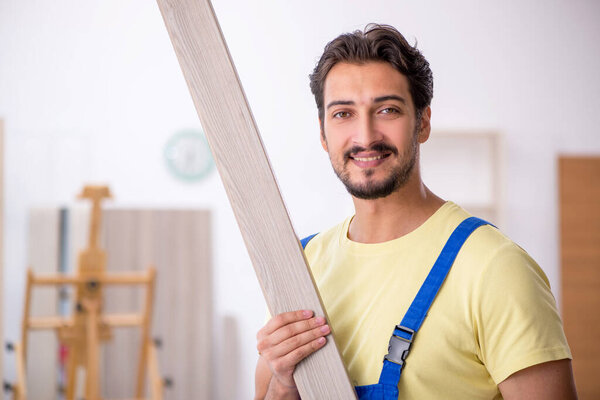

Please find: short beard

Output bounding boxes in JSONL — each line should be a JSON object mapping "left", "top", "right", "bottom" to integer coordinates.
{"left": 330, "top": 131, "right": 418, "bottom": 200}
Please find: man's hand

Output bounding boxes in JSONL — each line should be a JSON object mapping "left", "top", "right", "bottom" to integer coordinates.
{"left": 254, "top": 310, "right": 331, "bottom": 399}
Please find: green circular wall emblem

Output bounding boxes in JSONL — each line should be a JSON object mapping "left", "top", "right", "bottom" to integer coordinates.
{"left": 164, "top": 129, "right": 214, "bottom": 182}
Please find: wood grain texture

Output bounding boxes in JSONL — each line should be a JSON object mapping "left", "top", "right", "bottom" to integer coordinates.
{"left": 156, "top": 0, "right": 357, "bottom": 397}
{"left": 559, "top": 156, "right": 600, "bottom": 399}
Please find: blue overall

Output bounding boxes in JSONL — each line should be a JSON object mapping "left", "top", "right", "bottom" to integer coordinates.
{"left": 301, "top": 216, "right": 491, "bottom": 400}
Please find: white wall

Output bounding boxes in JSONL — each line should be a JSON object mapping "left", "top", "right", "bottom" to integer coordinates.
{"left": 1, "top": 0, "right": 599, "bottom": 397}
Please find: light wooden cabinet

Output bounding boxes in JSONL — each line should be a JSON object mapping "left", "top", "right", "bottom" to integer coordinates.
{"left": 25, "top": 208, "right": 213, "bottom": 399}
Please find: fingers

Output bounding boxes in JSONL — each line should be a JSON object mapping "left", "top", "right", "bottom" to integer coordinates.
{"left": 261, "top": 321, "right": 331, "bottom": 360}
{"left": 258, "top": 315, "right": 327, "bottom": 350}
{"left": 269, "top": 334, "right": 328, "bottom": 382}
{"left": 259, "top": 309, "right": 314, "bottom": 337}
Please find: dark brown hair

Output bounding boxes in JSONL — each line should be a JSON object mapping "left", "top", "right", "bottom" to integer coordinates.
{"left": 309, "top": 24, "right": 433, "bottom": 124}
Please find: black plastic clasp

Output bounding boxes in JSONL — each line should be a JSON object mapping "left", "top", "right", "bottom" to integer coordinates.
{"left": 383, "top": 325, "right": 414, "bottom": 366}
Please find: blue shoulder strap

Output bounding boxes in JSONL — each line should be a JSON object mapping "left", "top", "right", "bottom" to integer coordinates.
{"left": 301, "top": 233, "right": 318, "bottom": 249}
{"left": 375, "top": 217, "right": 492, "bottom": 390}
{"left": 355, "top": 217, "right": 492, "bottom": 399}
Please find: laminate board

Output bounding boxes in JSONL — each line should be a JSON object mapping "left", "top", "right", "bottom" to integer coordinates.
{"left": 156, "top": 1, "right": 356, "bottom": 397}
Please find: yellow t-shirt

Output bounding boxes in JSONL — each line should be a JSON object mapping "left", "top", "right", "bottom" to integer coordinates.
{"left": 304, "top": 202, "right": 571, "bottom": 399}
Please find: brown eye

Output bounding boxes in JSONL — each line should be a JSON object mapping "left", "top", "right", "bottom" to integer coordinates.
{"left": 333, "top": 111, "right": 350, "bottom": 118}
{"left": 380, "top": 107, "right": 399, "bottom": 114}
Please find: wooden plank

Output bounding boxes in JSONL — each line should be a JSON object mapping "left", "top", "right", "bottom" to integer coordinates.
{"left": 559, "top": 156, "right": 600, "bottom": 399}
{"left": 156, "top": 1, "right": 356, "bottom": 397}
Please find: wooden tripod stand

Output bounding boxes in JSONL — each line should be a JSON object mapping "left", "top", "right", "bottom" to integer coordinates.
{"left": 11, "top": 186, "right": 163, "bottom": 400}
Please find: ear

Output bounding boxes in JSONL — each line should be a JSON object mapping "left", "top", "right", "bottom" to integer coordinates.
{"left": 319, "top": 118, "right": 328, "bottom": 152}
{"left": 417, "top": 107, "right": 431, "bottom": 144}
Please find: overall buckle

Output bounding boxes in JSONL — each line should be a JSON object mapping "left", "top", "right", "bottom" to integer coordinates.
{"left": 383, "top": 325, "right": 414, "bottom": 366}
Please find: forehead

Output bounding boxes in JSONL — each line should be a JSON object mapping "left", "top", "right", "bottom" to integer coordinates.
{"left": 323, "top": 61, "right": 412, "bottom": 106}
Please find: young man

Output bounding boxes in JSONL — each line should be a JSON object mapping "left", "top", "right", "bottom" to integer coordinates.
{"left": 254, "top": 25, "right": 577, "bottom": 399}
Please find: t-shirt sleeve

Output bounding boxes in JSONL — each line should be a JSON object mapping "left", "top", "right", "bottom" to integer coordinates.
{"left": 473, "top": 243, "right": 572, "bottom": 384}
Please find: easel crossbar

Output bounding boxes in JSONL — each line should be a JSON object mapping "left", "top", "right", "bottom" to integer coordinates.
{"left": 31, "top": 272, "right": 153, "bottom": 285}
{"left": 28, "top": 313, "right": 144, "bottom": 330}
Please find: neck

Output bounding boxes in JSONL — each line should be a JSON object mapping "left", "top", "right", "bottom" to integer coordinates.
{"left": 348, "top": 170, "right": 445, "bottom": 243}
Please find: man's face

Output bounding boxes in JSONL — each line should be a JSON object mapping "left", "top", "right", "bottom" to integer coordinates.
{"left": 320, "top": 61, "right": 428, "bottom": 200}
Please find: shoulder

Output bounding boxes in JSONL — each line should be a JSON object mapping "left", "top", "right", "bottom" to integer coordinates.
{"left": 428, "top": 203, "right": 538, "bottom": 276}
{"left": 461, "top": 224, "right": 550, "bottom": 289}
{"left": 440, "top": 202, "right": 551, "bottom": 289}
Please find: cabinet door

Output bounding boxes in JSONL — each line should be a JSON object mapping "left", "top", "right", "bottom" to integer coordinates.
{"left": 100, "top": 209, "right": 213, "bottom": 400}
{"left": 559, "top": 156, "right": 600, "bottom": 399}
{"left": 27, "top": 208, "right": 60, "bottom": 399}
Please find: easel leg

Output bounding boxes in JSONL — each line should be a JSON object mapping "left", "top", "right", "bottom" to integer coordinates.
{"left": 85, "top": 299, "right": 100, "bottom": 400}
{"left": 136, "top": 335, "right": 149, "bottom": 398}
{"left": 136, "top": 268, "right": 156, "bottom": 397}
{"left": 21, "top": 270, "right": 33, "bottom": 364}
{"left": 148, "top": 341, "right": 163, "bottom": 400}
{"left": 14, "top": 342, "right": 27, "bottom": 400}
{"left": 65, "top": 344, "right": 78, "bottom": 400}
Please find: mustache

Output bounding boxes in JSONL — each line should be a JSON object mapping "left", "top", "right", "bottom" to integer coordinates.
{"left": 344, "top": 142, "right": 399, "bottom": 159}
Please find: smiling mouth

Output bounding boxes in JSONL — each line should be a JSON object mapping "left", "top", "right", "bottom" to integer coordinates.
{"left": 345, "top": 143, "right": 397, "bottom": 163}
{"left": 350, "top": 154, "right": 390, "bottom": 162}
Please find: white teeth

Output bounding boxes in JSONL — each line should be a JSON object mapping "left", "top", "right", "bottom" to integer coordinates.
{"left": 354, "top": 155, "right": 384, "bottom": 162}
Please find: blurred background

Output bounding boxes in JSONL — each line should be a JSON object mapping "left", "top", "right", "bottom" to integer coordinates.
{"left": 1, "top": 0, "right": 599, "bottom": 399}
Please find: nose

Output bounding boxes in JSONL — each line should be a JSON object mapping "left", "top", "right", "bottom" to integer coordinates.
{"left": 353, "top": 114, "right": 383, "bottom": 148}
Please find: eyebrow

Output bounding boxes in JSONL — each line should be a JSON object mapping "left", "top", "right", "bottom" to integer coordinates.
{"left": 326, "top": 100, "right": 354, "bottom": 109}
{"left": 326, "top": 95, "right": 407, "bottom": 109}
{"left": 374, "top": 95, "right": 406, "bottom": 104}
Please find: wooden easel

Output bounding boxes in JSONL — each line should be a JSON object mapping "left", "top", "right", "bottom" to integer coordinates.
{"left": 11, "top": 186, "right": 163, "bottom": 400}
